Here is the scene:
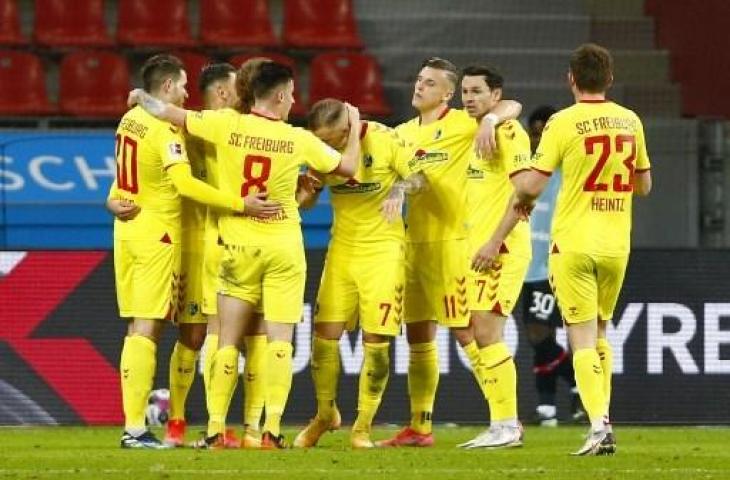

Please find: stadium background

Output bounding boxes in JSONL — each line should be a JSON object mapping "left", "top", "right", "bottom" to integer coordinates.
{"left": 1, "top": 0, "right": 730, "bottom": 426}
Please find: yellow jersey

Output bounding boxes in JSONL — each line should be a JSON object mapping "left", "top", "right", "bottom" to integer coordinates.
{"left": 533, "top": 100, "right": 650, "bottom": 256}
{"left": 467, "top": 119, "right": 532, "bottom": 257}
{"left": 396, "top": 108, "right": 477, "bottom": 243}
{"left": 185, "top": 109, "right": 341, "bottom": 244}
{"left": 325, "top": 121, "right": 417, "bottom": 249}
{"left": 181, "top": 134, "right": 207, "bottom": 239}
{"left": 113, "top": 106, "right": 189, "bottom": 242}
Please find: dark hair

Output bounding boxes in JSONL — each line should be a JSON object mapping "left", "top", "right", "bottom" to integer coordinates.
{"left": 308, "top": 98, "right": 346, "bottom": 130}
{"left": 141, "top": 54, "right": 184, "bottom": 93}
{"left": 461, "top": 65, "right": 504, "bottom": 90}
{"left": 528, "top": 105, "right": 557, "bottom": 126}
{"left": 569, "top": 43, "right": 613, "bottom": 93}
{"left": 235, "top": 57, "right": 271, "bottom": 113}
{"left": 249, "top": 61, "right": 294, "bottom": 100}
{"left": 198, "top": 62, "right": 236, "bottom": 93}
{"left": 421, "top": 57, "right": 458, "bottom": 88}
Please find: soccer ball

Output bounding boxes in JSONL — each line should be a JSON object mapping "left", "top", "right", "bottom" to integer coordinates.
{"left": 145, "top": 388, "right": 170, "bottom": 426}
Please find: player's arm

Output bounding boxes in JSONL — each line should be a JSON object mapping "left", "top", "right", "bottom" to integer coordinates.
{"left": 327, "top": 103, "right": 360, "bottom": 177}
{"left": 105, "top": 180, "right": 140, "bottom": 221}
{"left": 296, "top": 171, "right": 325, "bottom": 209}
{"left": 475, "top": 99, "right": 523, "bottom": 157}
{"left": 472, "top": 193, "right": 526, "bottom": 273}
{"left": 128, "top": 88, "right": 187, "bottom": 127}
{"left": 381, "top": 172, "right": 429, "bottom": 222}
{"left": 634, "top": 170, "right": 652, "bottom": 196}
{"left": 633, "top": 119, "right": 652, "bottom": 196}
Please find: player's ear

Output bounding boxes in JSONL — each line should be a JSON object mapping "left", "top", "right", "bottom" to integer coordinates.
{"left": 493, "top": 88, "right": 503, "bottom": 102}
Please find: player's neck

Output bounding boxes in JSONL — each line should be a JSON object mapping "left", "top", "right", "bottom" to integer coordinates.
{"left": 574, "top": 91, "right": 606, "bottom": 103}
{"left": 419, "top": 104, "right": 449, "bottom": 125}
{"left": 251, "top": 102, "right": 282, "bottom": 121}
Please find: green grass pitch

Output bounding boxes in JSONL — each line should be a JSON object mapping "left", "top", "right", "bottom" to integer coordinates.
{"left": 1, "top": 425, "right": 729, "bottom": 479}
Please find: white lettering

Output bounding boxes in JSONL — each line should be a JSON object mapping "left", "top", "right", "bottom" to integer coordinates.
{"left": 0, "top": 156, "right": 24, "bottom": 191}
{"left": 292, "top": 304, "right": 313, "bottom": 374}
{"left": 75, "top": 155, "right": 116, "bottom": 190}
{"left": 704, "top": 303, "right": 730, "bottom": 373}
{"left": 606, "top": 302, "right": 643, "bottom": 374}
{"left": 29, "top": 156, "right": 74, "bottom": 191}
{"left": 340, "top": 330, "right": 364, "bottom": 374}
{"left": 647, "top": 303, "right": 699, "bottom": 374}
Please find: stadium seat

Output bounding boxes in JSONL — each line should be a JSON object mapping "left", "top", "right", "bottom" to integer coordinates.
{"left": 229, "top": 52, "right": 306, "bottom": 116}
{"left": 200, "top": 0, "right": 277, "bottom": 48}
{"left": 0, "top": 50, "right": 53, "bottom": 114}
{"left": 309, "top": 52, "right": 390, "bottom": 116}
{"left": 117, "top": 0, "right": 194, "bottom": 47}
{"left": 59, "top": 51, "right": 130, "bottom": 117}
{"left": 282, "top": 0, "right": 362, "bottom": 49}
{"left": 173, "top": 51, "right": 212, "bottom": 110}
{"left": 34, "top": 0, "right": 112, "bottom": 47}
{"left": 0, "top": 0, "right": 24, "bottom": 45}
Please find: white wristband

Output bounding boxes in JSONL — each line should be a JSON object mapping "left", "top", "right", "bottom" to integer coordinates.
{"left": 484, "top": 113, "right": 499, "bottom": 125}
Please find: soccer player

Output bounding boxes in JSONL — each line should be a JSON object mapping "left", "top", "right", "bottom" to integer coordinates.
{"left": 512, "top": 43, "right": 652, "bottom": 455}
{"left": 377, "top": 57, "right": 522, "bottom": 447}
{"left": 128, "top": 61, "right": 361, "bottom": 449}
{"left": 110, "top": 54, "right": 265, "bottom": 449}
{"left": 454, "top": 65, "right": 532, "bottom": 449}
{"left": 521, "top": 105, "right": 584, "bottom": 427}
{"left": 292, "top": 98, "right": 419, "bottom": 449}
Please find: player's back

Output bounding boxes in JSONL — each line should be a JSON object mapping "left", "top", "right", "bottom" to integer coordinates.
{"left": 114, "top": 106, "right": 188, "bottom": 242}
{"left": 535, "top": 100, "right": 650, "bottom": 256}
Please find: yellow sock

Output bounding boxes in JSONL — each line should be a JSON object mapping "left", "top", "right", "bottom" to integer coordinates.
{"left": 573, "top": 348, "right": 607, "bottom": 425}
{"left": 202, "top": 333, "right": 218, "bottom": 414}
{"left": 596, "top": 338, "right": 613, "bottom": 412}
{"left": 120, "top": 335, "right": 156, "bottom": 431}
{"left": 243, "top": 334, "right": 267, "bottom": 429}
{"left": 463, "top": 341, "right": 489, "bottom": 400}
{"left": 353, "top": 342, "right": 390, "bottom": 433}
{"left": 311, "top": 336, "right": 340, "bottom": 421}
{"left": 207, "top": 345, "right": 239, "bottom": 436}
{"left": 480, "top": 342, "right": 517, "bottom": 422}
{"left": 168, "top": 341, "right": 198, "bottom": 421}
{"left": 408, "top": 341, "right": 438, "bottom": 434}
{"left": 262, "top": 341, "right": 293, "bottom": 436}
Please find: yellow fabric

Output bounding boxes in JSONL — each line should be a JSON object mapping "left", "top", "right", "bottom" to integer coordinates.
{"left": 404, "top": 239, "right": 470, "bottom": 327}
{"left": 596, "top": 337, "right": 613, "bottom": 411}
{"left": 262, "top": 341, "right": 294, "bottom": 436}
{"left": 167, "top": 163, "right": 243, "bottom": 212}
{"left": 243, "top": 334, "right": 267, "bottom": 429}
{"left": 395, "top": 108, "right": 476, "bottom": 243}
{"left": 114, "top": 238, "right": 180, "bottom": 320}
{"left": 311, "top": 336, "right": 341, "bottom": 420}
{"left": 218, "top": 241, "right": 305, "bottom": 323}
{"left": 469, "top": 252, "right": 530, "bottom": 314}
{"left": 533, "top": 101, "right": 651, "bottom": 256}
{"left": 324, "top": 121, "right": 417, "bottom": 248}
{"left": 480, "top": 342, "right": 517, "bottom": 422}
{"left": 353, "top": 342, "right": 390, "bottom": 432}
{"left": 315, "top": 246, "right": 404, "bottom": 336}
{"left": 177, "top": 241, "right": 206, "bottom": 324}
{"left": 201, "top": 227, "right": 222, "bottom": 315}
{"left": 408, "top": 341, "right": 439, "bottom": 434}
{"left": 180, "top": 134, "right": 208, "bottom": 240}
{"left": 207, "top": 345, "right": 240, "bottom": 436}
{"left": 549, "top": 252, "right": 628, "bottom": 323}
{"left": 462, "top": 341, "right": 488, "bottom": 400}
{"left": 186, "top": 109, "right": 341, "bottom": 244}
{"left": 120, "top": 335, "right": 156, "bottom": 430}
{"left": 202, "top": 333, "right": 218, "bottom": 415}
{"left": 168, "top": 341, "right": 198, "bottom": 420}
{"left": 467, "top": 119, "right": 532, "bottom": 257}
{"left": 572, "top": 348, "right": 607, "bottom": 424}
{"left": 113, "top": 106, "right": 189, "bottom": 242}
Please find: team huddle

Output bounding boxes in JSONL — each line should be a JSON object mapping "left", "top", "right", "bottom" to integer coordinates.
{"left": 108, "top": 42, "right": 652, "bottom": 456}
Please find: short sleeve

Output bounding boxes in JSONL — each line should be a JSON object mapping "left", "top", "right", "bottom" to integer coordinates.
{"left": 301, "top": 130, "right": 341, "bottom": 174}
{"left": 532, "top": 114, "right": 562, "bottom": 175}
{"left": 634, "top": 117, "right": 651, "bottom": 172}
{"left": 185, "top": 109, "right": 228, "bottom": 145}
{"left": 158, "top": 125, "right": 189, "bottom": 169}
{"left": 497, "top": 121, "right": 533, "bottom": 177}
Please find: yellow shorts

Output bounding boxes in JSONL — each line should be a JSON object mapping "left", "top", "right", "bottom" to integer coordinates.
{"left": 201, "top": 227, "right": 223, "bottom": 316}
{"left": 218, "top": 240, "right": 306, "bottom": 323}
{"left": 178, "top": 232, "right": 206, "bottom": 324}
{"left": 114, "top": 237, "right": 181, "bottom": 320}
{"left": 316, "top": 244, "right": 405, "bottom": 336}
{"left": 404, "top": 239, "right": 470, "bottom": 327}
{"left": 548, "top": 251, "right": 628, "bottom": 324}
{"left": 470, "top": 253, "right": 530, "bottom": 315}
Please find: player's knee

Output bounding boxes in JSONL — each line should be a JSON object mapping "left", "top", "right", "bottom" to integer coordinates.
{"left": 362, "top": 331, "right": 390, "bottom": 344}
{"left": 405, "top": 321, "right": 436, "bottom": 344}
{"left": 314, "top": 321, "right": 346, "bottom": 340}
{"left": 178, "top": 324, "right": 207, "bottom": 350}
{"left": 450, "top": 326, "right": 474, "bottom": 346}
{"left": 526, "top": 323, "right": 553, "bottom": 346}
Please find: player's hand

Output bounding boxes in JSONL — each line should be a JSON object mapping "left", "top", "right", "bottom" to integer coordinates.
{"left": 381, "top": 186, "right": 405, "bottom": 223}
{"left": 345, "top": 102, "right": 360, "bottom": 131}
{"left": 297, "top": 172, "right": 323, "bottom": 195}
{"left": 471, "top": 238, "right": 502, "bottom": 273}
{"left": 127, "top": 88, "right": 144, "bottom": 108}
{"left": 106, "top": 198, "right": 141, "bottom": 221}
{"left": 475, "top": 114, "right": 498, "bottom": 158}
{"left": 244, "top": 192, "right": 283, "bottom": 218}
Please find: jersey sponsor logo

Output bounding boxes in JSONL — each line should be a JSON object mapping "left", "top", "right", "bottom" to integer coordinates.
{"left": 409, "top": 149, "right": 448, "bottom": 169}
{"left": 331, "top": 178, "right": 381, "bottom": 194}
{"left": 466, "top": 164, "right": 484, "bottom": 179}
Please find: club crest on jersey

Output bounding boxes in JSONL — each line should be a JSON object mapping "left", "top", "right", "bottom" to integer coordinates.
{"left": 363, "top": 154, "right": 373, "bottom": 168}
{"left": 188, "top": 302, "right": 199, "bottom": 317}
{"left": 168, "top": 142, "right": 183, "bottom": 158}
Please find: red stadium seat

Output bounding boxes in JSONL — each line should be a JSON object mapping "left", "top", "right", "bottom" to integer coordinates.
{"left": 59, "top": 51, "right": 130, "bottom": 117}
{"left": 173, "top": 51, "right": 212, "bottom": 110}
{"left": 229, "top": 52, "right": 306, "bottom": 116}
{"left": 0, "top": 0, "right": 24, "bottom": 45}
{"left": 0, "top": 50, "right": 53, "bottom": 114}
{"left": 200, "top": 0, "right": 277, "bottom": 48}
{"left": 117, "top": 0, "right": 194, "bottom": 47}
{"left": 282, "top": 0, "right": 362, "bottom": 49}
{"left": 34, "top": 0, "right": 112, "bottom": 47}
{"left": 309, "top": 53, "right": 390, "bottom": 116}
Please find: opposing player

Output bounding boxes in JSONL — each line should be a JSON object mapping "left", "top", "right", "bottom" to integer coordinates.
{"left": 293, "top": 98, "right": 419, "bottom": 449}
{"left": 377, "top": 57, "right": 522, "bottom": 447}
{"left": 455, "top": 65, "right": 532, "bottom": 449}
{"left": 128, "top": 61, "right": 360, "bottom": 448}
{"left": 512, "top": 44, "right": 652, "bottom": 455}
{"left": 110, "top": 54, "right": 257, "bottom": 449}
